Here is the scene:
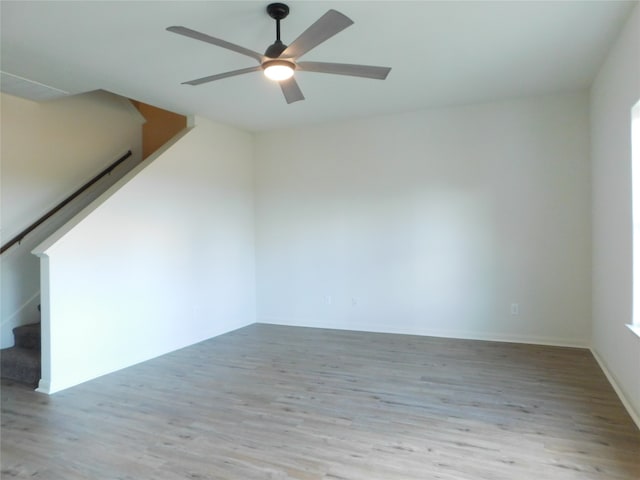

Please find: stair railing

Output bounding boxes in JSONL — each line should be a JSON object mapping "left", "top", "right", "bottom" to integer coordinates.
{"left": 1, "top": 150, "right": 133, "bottom": 254}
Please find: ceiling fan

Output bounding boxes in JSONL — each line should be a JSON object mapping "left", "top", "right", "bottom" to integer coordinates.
{"left": 167, "top": 3, "right": 391, "bottom": 104}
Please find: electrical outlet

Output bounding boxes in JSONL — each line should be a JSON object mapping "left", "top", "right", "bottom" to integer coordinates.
{"left": 351, "top": 297, "right": 358, "bottom": 307}
{"left": 511, "top": 303, "right": 520, "bottom": 315}
{"left": 325, "top": 295, "right": 332, "bottom": 305}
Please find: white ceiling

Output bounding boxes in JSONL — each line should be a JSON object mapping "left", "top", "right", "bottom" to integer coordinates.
{"left": 1, "top": 1, "right": 636, "bottom": 132}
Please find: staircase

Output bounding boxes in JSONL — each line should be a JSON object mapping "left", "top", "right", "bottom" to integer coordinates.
{"left": 1, "top": 322, "right": 41, "bottom": 387}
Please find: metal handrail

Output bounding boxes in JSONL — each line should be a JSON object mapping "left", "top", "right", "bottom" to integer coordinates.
{"left": 1, "top": 150, "right": 133, "bottom": 254}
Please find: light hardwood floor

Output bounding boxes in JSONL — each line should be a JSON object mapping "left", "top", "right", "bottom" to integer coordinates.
{"left": 1, "top": 323, "right": 639, "bottom": 479}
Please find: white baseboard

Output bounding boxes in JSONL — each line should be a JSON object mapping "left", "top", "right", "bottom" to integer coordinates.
{"left": 36, "top": 320, "right": 254, "bottom": 395}
{"left": 257, "top": 317, "right": 589, "bottom": 349}
{"left": 36, "top": 378, "right": 52, "bottom": 395}
{"left": 1, "top": 292, "right": 41, "bottom": 348}
{"left": 590, "top": 348, "right": 640, "bottom": 430}
{"left": 1, "top": 291, "right": 40, "bottom": 328}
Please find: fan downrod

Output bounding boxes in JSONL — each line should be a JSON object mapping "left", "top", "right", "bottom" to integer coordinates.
{"left": 267, "top": 3, "right": 289, "bottom": 21}
{"left": 265, "top": 3, "right": 290, "bottom": 58}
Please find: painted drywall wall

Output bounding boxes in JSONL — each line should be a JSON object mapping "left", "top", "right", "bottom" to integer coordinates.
{"left": 255, "top": 92, "right": 591, "bottom": 346}
{"left": 0, "top": 91, "right": 143, "bottom": 347}
{"left": 590, "top": 4, "right": 640, "bottom": 423}
{"left": 34, "top": 116, "right": 255, "bottom": 393}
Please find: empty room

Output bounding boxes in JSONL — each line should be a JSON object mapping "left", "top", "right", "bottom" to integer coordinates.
{"left": 1, "top": 1, "right": 639, "bottom": 479}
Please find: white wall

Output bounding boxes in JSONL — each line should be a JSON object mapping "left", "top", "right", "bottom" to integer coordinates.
{"left": 0, "top": 91, "right": 143, "bottom": 347}
{"left": 590, "top": 5, "right": 640, "bottom": 423}
{"left": 255, "top": 92, "right": 592, "bottom": 346}
{"left": 34, "top": 116, "right": 255, "bottom": 393}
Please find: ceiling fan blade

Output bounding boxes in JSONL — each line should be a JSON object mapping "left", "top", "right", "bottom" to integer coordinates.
{"left": 281, "top": 10, "right": 353, "bottom": 60}
{"left": 297, "top": 62, "right": 391, "bottom": 80}
{"left": 182, "top": 66, "right": 262, "bottom": 86}
{"left": 167, "top": 26, "right": 263, "bottom": 63}
{"left": 280, "top": 77, "right": 305, "bottom": 104}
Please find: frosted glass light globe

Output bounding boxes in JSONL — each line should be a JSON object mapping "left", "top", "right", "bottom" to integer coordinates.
{"left": 263, "top": 61, "right": 295, "bottom": 81}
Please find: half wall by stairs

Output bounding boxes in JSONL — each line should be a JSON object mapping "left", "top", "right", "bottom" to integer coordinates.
{"left": 1, "top": 90, "right": 146, "bottom": 350}
{"left": 2, "top": 94, "right": 190, "bottom": 391}
{"left": 33, "top": 116, "right": 255, "bottom": 394}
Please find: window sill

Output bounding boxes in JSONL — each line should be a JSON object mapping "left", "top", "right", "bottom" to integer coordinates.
{"left": 626, "top": 324, "right": 640, "bottom": 339}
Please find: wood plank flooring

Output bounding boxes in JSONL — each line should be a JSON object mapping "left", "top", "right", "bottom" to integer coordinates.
{"left": 1, "top": 323, "right": 639, "bottom": 479}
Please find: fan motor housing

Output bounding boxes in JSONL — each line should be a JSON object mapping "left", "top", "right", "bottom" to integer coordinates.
{"left": 265, "top": 41, "right": 287, "bottom": 58}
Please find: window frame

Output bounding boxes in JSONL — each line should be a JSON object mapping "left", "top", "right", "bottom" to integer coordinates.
{"left": 630, "top": 100, "right": 640, "bottom": 338}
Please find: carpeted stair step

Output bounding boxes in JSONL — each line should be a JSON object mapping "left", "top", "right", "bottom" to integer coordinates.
{"left": 1, "top": 322, "right": 41, "bottom": 387}
{"left": 13, "top": 322, "right": 41, "bottom": 350}
{"left": 0, "top": 347, "right": 41, "bottom": 387}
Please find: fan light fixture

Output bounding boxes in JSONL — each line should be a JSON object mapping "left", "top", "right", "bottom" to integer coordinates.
{"left": 263, "top": 60, "right": 295, "bottom": 81}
